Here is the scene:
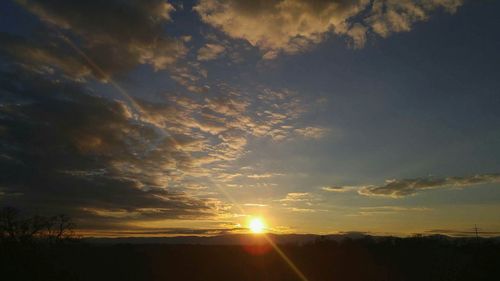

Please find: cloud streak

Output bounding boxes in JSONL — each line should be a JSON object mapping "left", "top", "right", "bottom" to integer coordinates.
{"left": 357, "top": 174, "right": 500, "bottom": 197}
{"left": 321, "top": 186, "right": 350, "bottom": 192}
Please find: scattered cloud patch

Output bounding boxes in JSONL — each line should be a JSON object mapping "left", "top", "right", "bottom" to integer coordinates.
{"left": 294, "top": 126, "right": 329, "bottom": 139}
{"left": 366, "top": 0, "right": 463, "bottom": 38}
{"left": 197, "top": 43, "right": 226, "bottom": 61}
{"left": 278, "top": 192, "right": 312, "bottom": 203}
{"left": 0, "top": 51, "right": 325, "bottom": 229}
{"left": 195, "top": 0, "right": 464, "bottom": 58}
{"left": 168, "top": 61, "right": 209, "bottom": 93}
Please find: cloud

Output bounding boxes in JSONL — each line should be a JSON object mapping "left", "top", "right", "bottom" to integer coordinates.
{"left": 346, "top": 23, "right": 368, "bottom": 48}
{"left": 243, "top": 203, "right": 267, "bottom": 207}
{"left": 357, "top": 174, "right": 500, "bottom": 198}
{"left": 360, "top": 206, "right": 431, "bottom": 212}
{"left": 80, "top": 225, "right": 246, "bottom": 237}
{"left": 354, "top": 206, "right": 431, "bottom": 216}
{"left": 0, "top": 32, "right": 92, "bottom": 80}
{"left": 195, "top": 0, "right": 464, "bottom": 58}
{"left": 0, "top": 4, "right": 328, "bottom": 229}
{"left": 168, "top": 62, "right": 209, "bottom": 93}
{"left": 195, "top": 0, "right": 369, "bottom": 58}
{"left": 275, "top": 192, "right": 327, "bottom": 213}
{"left": 10, "top": 0, "right": 186, "bottom": 80}
{"left": 289, "top": 207, "right": 317, "bottom": 213}
{"left": 294, "top": 126, "right": 329, "bottom": 139}
{"left": 366, "top": 0, "right": 463, "bottom": 38}
{"left": 197, "top": 43, "right": 226, "bottom": 61}
{"left": 278, "top": 192, "right": 312, "bottom": 202}
{"left": 141, "top": 85, "right": 318, "bottom": 176}
{"left": 0, "top": 66, "right": 222, "bottom": 229}
{"left": 321, "top": 186, "right": 349, "bottom": 192}
{"left": 0, "top": 54, "right": 324, "bottom": 229}
{"left": 247, "top": 173, "right": 283, "bottom": 179}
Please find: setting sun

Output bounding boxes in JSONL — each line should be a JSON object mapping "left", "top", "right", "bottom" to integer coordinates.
{"left": 3, "top": 0, "right": 500, "bottom": 280}
{"left": 249, "top": 218, "right": 266, "bottom": 234}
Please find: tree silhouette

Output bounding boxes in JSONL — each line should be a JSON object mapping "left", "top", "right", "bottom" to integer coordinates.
{"left": 0, "top": 207, "right": 74, "bottom": 242}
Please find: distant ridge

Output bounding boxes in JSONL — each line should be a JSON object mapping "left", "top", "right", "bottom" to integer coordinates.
{"left": 84, "top": 233, "right": 364, "bottom": 245}
{"left": 83, "top": 232, "right": 499, "bottom": 245}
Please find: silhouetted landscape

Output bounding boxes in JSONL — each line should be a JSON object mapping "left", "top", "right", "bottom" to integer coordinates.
{"left": 4, "top": 234, "right": 500, "bottom": 281}
{"left": 2, "top": 208, "right": 500, "bottom": 281}
{"left": 2, "top": 0, "right": 500, "bottom": 280}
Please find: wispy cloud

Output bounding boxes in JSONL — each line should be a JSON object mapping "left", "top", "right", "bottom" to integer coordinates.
{"left": 294, "top": 127, "right": 329, "bottom": 139}
{"left": 356, "top": 206, "right": 431, "bottom": 216}
{"left": 289, "top": 207, "right": 317, "bottom": 213}
{"left": 357, "top": 174, "right": 500, "bottom": 198}
{"left": 243, "top": 203, "right": 268, "bottom": 207}
{"left": 80, "top": 226, "right": 246, "bottom": 237}
{"left": 321, "top": 186, "right": 351, "bottom": 192}
{"left": 278, "top": 192, "right": 312, "bottom": 203}
{"left": 247, "top": 173, "right": 283, "bottom": 179}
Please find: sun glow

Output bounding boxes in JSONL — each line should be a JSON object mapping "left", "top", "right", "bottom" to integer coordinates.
{"left": 249, "top": 217, "right": 266, "bottom": 234}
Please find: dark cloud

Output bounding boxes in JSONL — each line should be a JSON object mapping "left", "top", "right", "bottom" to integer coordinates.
{"left": 0, "top": 62, "right": 319, "bottom": 231}
{"left": 0, "top": 66, "right": 219, "bottom": 229}
{"left": 321, "top": 186, "right": 348, "bottom": 192}
{"left": 7, "top": 0, "right": 186, "bottom": 80}
{"left": 357, "top": 174, "right": 500, "bottom": 197}
{"left": 0, "top": 32, "right": 92, "bottom": 79}
{"left": 84, "top": 227, "right": 246, "bottom": 237}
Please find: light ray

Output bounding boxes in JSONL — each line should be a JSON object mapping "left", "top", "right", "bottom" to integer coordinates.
{"left": 58, "top": 35, "right": 144, "bottom": 115}
{"left": 263, "top": 234, "right": 309, "bottom": 281}
{"left": 58, "top": 33, "right": 184, "bottom": 154}
{"left": 58, "top": 32, "right": 310, "bottom": 281}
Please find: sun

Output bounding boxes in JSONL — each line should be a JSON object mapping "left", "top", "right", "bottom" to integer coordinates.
{"left": 249, "top": 217, "right": 266, "bottom": 234}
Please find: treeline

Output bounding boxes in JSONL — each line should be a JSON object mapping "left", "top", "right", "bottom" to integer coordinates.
{"left": 1, "top": 207, "right": 500, "bottom": 281}
{"left": 3, "top": 235, "right": 498, "bottom": 281}
{"left": 0, "top": 207, "right": 74, "bottom": 243}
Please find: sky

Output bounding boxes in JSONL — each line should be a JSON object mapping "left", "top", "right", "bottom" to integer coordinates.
{"left": 0, "top": 0, "right": 500, "bottom": 237}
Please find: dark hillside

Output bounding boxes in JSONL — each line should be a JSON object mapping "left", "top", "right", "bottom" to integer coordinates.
{"left": 2, "top": 236, "right": 499, "bottom": 281}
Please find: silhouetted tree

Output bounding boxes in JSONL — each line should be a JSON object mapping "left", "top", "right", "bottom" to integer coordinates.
{"left": 0, "top": 207, "right": 74, "bottom": 243}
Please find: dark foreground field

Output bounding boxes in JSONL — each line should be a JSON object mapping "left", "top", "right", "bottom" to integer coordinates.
{"left": 2, "top": 236, "right": 500, "bottom": 281}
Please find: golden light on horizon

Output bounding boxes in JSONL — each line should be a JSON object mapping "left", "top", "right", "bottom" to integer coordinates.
{"left": 248, "top": 217, "right": 266, "bottom": 234}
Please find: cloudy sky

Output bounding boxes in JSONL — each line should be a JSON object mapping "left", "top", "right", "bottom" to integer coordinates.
{"left": 1, "top": 0, "right": 499, "bottom": 237}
